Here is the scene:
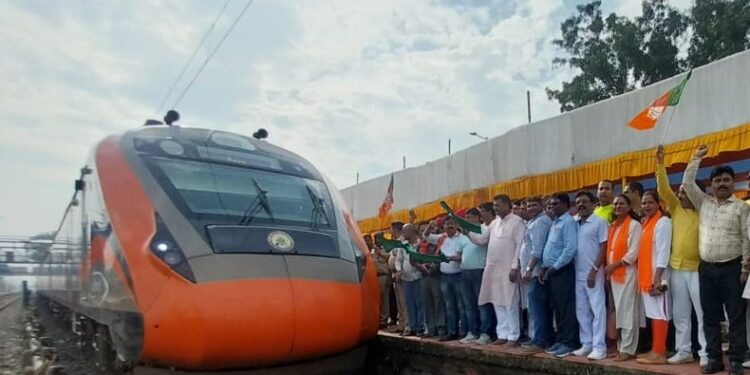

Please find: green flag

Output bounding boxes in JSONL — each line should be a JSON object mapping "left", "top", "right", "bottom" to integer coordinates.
{"left": 439, "top": 201, "right": 482, "bottom": 234}
{"left": 373, "top": 233, "right": 447, "bottom": 263}
{"left": 667, "top": 69, "right": 692, "bottom": 106}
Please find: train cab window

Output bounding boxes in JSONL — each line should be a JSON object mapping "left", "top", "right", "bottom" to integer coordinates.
{"left": 149, "top": 157, "right": 335, "bottom": 228}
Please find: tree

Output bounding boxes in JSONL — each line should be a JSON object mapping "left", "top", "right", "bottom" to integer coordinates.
{"left": 546, "top": 2, "right": 634, "bottom": 111}
{"left": 688, "top": 0, "right": 750, "bottom": 67}
{"left": 634, "top": 0, "right": 690, "bottom": 85}
{"left": 547, "top": 0, "right": 688, "bottom": 111}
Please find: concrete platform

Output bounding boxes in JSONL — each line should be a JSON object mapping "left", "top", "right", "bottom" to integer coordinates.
{"left": 377, "top": 331, "right": 712, "bottom": 375}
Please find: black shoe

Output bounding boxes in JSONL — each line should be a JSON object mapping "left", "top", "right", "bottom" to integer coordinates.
{"left": 730, "top": 361, "right": 743, "bottom": 375}
{"left": 701, "top": 359, "right": 725, "bottom": 374}
{"left": 423, "top": 331, "right": 437, "bottom": 339}
{"left": 438, "top": 334, "right": 457, "bottom": 342}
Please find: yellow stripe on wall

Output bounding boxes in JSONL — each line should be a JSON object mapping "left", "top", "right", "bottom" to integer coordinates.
{"left": 357, "top": 122, "right": 750, "bottom": 234}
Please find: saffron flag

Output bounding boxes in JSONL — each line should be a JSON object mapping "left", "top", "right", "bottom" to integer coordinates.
{"left": 378, "top": 174, "right": 394, "bottom": 218}
{"left": 628, "top": 70, "right": 692, "bottom": 131}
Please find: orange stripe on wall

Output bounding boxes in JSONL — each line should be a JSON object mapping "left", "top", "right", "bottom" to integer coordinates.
{"left": 358, "top": 122, "right": 750, "bottom": 233}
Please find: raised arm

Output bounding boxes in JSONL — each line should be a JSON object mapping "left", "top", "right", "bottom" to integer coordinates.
{"left": 682, "top": 146, "right": 709, "bottom": 212}
{"left": 424, "top": 233, "right": 442, "bottom": 245}
{"left": 468, "top": 224, "right": 490, "bottom": 246}
{"left": 656, "top": 145, "right": 680, "bottom": 213}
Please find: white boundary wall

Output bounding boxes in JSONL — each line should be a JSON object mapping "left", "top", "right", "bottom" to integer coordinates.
{"left": 341, "top": 50, "right": 750, "bottom": 220}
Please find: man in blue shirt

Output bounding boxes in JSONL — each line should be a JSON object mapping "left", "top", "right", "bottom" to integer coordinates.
{"left": 520, "top": 196, "right": 554, "bottom": 351}
{"left": 540, "top": 192, "right": 580, "bottom": 358}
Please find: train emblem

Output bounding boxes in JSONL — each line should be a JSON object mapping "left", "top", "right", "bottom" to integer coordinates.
{"left": 267, "top": 231, "right": 295, "bottom": 252}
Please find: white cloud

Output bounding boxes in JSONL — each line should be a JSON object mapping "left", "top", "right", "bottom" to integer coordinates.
{"left": 1, "top": 0, "right": 678, "bottom": 235}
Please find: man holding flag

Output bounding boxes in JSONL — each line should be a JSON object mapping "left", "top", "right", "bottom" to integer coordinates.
{"left": 682, "top": 145, "right": 750, "bottom": 375}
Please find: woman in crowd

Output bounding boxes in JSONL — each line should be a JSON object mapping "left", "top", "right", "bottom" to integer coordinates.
{"left": 605, "top": 194, "right": 644, "bottom": 361}
{"left": 635, "top": 190, "right": 672, "bottom": 365}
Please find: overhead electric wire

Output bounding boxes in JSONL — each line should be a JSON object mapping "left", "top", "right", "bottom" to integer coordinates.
{"left": 154, "top": 0, "right": 233, "bottom": 115}
{"left": 171, "top": 0, "right": 256, "bottom": 110}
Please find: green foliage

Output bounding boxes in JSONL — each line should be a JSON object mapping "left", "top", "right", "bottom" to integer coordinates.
{"left": 547, "top": 0, "right": 749, "bottom": 112}
{"left": 546, "top": 1, "right": 641, "bottom": 111}
{"left": 688, "top": 0, "right": 750, "bottom": 67}
{"left": 635, "top": 0, "right": 690, "bottom": 85}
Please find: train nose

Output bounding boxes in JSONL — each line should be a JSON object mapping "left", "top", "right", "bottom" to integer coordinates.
{"left": 141, "top": 276, "right": 297, "bottom": 369}
{"left": 139, "top": 259, "right": 366, "bottom": 370}
{"left": 286, "top": 279, "right": 363, "bottom": 361}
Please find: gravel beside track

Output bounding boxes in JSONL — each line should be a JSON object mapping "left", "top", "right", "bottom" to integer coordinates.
{"left": 0, "top": 299, "right": 23, "bottom": 375}
{"left": 34, "top": 297, "right": 107, "bottom": 375}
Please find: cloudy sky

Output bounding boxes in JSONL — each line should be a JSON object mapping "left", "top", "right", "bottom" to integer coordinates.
{"left": 0, "top": 0, "right": 691, "bottom": 236}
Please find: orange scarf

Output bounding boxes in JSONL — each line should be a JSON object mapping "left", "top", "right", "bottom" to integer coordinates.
{"left": 607, "top": 216, "right": 632, "bottom": 284}
{"left": 638, "top": 211, "right": 663, "bottom": 292}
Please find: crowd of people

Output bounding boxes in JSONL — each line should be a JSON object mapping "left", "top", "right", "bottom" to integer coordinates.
{"left": 364, "top": 145, "right": 750, "bottom": 375}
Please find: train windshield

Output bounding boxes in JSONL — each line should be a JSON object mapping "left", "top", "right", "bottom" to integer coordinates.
{"left": 148, "top": 157, "right": 335, "bottom": 228}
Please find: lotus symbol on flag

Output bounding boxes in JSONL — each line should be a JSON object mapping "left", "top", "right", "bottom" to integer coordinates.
{"left": 647, "top": 106, "right": 665, "bottom": 120}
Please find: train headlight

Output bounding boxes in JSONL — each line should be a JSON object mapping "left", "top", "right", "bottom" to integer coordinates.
{"left": 149, "top": 214, "right": 196, "bottom": 282}
{"left": 153, "top": 241, "right": 171, "bottom": 252}
{"left": 163, "top": 251, "right": 183, "bottom": 265}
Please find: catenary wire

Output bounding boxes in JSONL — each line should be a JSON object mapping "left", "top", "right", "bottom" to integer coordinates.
{"left": 154, "top": 0, "right": 233, "bottom": 115}
{"left": 170, "top": 0, "right": 256, "bottom": 110}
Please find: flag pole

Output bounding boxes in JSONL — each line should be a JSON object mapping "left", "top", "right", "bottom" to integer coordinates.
{"left": 659, "top": 106, "right": 678, "bottom": 145}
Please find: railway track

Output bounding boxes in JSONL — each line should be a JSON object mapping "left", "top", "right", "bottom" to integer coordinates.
{"left": 0, "top": 292, "right": 20, "bottom": 312}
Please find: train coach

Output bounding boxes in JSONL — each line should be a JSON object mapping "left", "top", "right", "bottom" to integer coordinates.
{"left": 35, "top": 119, "right": 379, "bottom": 372}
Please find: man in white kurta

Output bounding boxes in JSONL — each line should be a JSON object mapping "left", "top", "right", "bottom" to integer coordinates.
{"left": 469, "top": 195, "right": 525, "bottom": 345}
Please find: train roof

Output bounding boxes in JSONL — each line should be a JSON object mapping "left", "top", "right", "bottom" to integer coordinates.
{"left": 116, "top": 126, "right": 324, "bottom": 181}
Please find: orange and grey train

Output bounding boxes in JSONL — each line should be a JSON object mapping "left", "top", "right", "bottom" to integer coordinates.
{"left": 35, "top": 125, "right": 379, "bottom": 371}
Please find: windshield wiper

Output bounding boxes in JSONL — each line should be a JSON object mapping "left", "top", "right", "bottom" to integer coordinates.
{"left": 306, "top": 185, "right": 330, "bottom": 229}
{"left": 238, "top": 178, "right": 275, "bottom": 225}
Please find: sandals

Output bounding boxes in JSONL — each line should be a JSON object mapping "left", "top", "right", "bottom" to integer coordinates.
{"left": 613, "top": 352, "right": 636, "bottom": 362}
